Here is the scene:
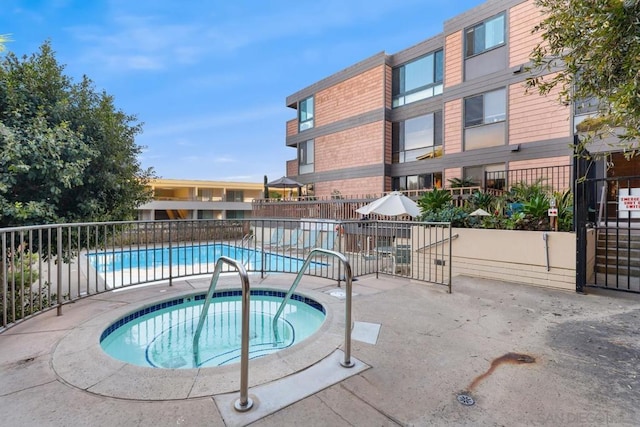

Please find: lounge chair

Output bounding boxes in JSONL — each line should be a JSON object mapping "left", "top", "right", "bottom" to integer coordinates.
{"left": 301, "top": 229, "right": 319, "bottom": 252}
{"left": 263, "top": 227, "right": 284, "bottom": 250}
{"left": 392, "top": 245, "right": 411, "bottom": 274}
{"left": 279, "top": 229, "right": 301, "bottom": 250}
{"left": 319, "top": 230, "right": 336, "bottom": 250}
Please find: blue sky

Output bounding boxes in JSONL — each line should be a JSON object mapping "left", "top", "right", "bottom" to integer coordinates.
{"left": 1, "top": 0, "right": 485, "bottom": 183}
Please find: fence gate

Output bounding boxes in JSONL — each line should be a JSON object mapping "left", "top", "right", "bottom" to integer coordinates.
{"left": 575, "top": 151, "right": 640, "bottom": 294}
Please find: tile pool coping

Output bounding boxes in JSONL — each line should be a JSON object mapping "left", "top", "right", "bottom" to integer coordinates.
{"left": 99, "top": 288, "right": 326, "bottom": 342}
{"left": 51, "top": 284, "right": 346, "bottom": 401}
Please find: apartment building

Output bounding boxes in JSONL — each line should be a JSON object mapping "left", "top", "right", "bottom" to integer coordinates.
{"left": 137, "top": 179, "right": 266, "bottom": 221}
{"left": 284, "top": 0, "right": 594, "bottom": 198}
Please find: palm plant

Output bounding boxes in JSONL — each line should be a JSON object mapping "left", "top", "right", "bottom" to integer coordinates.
{"left": 417, "top": 188, "right": 452, "bottom": 212}
{"left": 447, "top": 177, "right": 479, "bottom": 188}
{"left": 508, "top": 179, "right": 551, "bottom": 202}
{"left": 468, "top": 191, "right": 495, "bottom": 211}
{"left": 522, "top": 194, "right": 550, "bottom": 218}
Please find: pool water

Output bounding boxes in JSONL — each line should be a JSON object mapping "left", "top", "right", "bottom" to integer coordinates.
{"left": 87, "top": 243, "right": 322, "bottom": 277}
{"left": 100, "top": 290, "right": 326, "bottom": 368}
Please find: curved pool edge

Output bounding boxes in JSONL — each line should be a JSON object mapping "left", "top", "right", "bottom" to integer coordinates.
{"left": 51, "top": 283, "right": 347, "bottom": 401}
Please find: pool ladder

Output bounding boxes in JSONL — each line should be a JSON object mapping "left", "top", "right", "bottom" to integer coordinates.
{"left": 192, "top": 256, "right": 253, "bottom": 412}
{"left": 272, "top": 248, "right": 355, "bottom": 368}
{"left": 192, "top": 248, "right": 356, "bottom": 413}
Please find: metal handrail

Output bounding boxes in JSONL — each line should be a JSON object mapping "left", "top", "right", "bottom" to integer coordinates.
{"left": 417, "top": 233, "right": 459, "bottom": 252}
{"left": 192, "top": 256, "right": 253, "bottom": 412}
{"left": 272, "top": 248, "right": 355, "bottom": 368}
{"left": 241, "top": 233, "right": 254, "bottom": 245}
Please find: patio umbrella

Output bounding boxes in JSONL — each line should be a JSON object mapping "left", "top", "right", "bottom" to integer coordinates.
{"left": 266, "top": 176, "right": 303, "bottom": 188}
{"left": 356, "top": 191, "right": 421, "bottom": 218}
{"left": 266, "top": 176, "right": 303, "bottom": 199}
{"left": 469, "top": 208, "right": 491, "bottom": 216}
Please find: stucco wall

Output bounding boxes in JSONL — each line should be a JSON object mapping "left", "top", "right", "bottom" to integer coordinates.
{"left": 449, "top": 228, "right": 576, "bottom": 290}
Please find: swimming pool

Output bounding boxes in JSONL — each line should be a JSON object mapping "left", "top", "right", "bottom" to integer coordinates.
{"left": 86, "top": 243, "right": 324, "bottom": 287}
{"left": 100, "top": 289, "right": 326, "bottom": 368}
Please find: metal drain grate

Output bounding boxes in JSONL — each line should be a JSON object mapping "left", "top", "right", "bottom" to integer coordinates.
{"left": 457, "top": 394, "right": 475, "bottom": 406}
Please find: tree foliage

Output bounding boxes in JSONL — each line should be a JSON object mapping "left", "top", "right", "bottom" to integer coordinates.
{"left": 527, "top": 0, "right": 640, "bottom": 151}
{"left": 0, "top": 41, "right": 155, "bottom": 227}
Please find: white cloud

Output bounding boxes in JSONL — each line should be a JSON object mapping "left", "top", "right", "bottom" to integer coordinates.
{"left": 221, "top": 175, "right": 257, "bottom": 182}
{"left": 213, "top": 156, "right": 235, "bottom": 164}
{"left": 141, "top": 104, "right": 285, "bottom": 137}
{"left": 65, "top": 0, "right": 427, "bottom": 73}
{"left": 66, "top": 14, "right": 206, "bottom": 71}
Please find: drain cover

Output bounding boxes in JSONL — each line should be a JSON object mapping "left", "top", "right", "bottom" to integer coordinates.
{"left": 457, "top": 394, "right": 475, "bottom": 406}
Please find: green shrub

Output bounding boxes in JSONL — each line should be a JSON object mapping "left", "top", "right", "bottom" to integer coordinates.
{"left": 418, "top": 188, "right": 452, "bottom": 212}
{"left": 468, "top": 191, "right": 495, "bottom": 211}
{"left": 421, "top": 206, "right": 468, "bottom": 227}
{"left": 522, "top": 194, "right": 550, "bottom": 218}
{"left": 0, "top": 246, "right": 55, "bottom": 327}
{"left": 554, "top": 190, "right": 574, "bottom": 232}
{"left": 507, "top": 179, "right": 551, "bottom": 202}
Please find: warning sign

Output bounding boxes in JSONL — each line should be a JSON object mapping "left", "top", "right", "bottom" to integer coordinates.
{"left": 548, "top": 208, "right": 558, "bottom": 217}
{"left": 618, "top": 195, "right": 640, "bottom": 211}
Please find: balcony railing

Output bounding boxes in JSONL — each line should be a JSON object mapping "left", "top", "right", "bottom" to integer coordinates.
{"left": 485, "top": 165, "right": 572, "bottom": 195}
{"left": 150, "top": 196, "right": 252, "bottom": 202}
{"left": 252, "top": 188, "right": 479, "bottom": 220}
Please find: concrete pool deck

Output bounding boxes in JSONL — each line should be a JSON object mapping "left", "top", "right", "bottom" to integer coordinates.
{"left": 1, "top": 273, "right": 639, "bottom": 426}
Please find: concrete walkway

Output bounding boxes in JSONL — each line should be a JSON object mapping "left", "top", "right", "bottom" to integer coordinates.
{"left": 1, "top": 273, "right": 639, "bottom": 426}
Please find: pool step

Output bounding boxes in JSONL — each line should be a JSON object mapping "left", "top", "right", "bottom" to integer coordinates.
{"left": 201, "top": 341, "right": 292, "bottom": 366}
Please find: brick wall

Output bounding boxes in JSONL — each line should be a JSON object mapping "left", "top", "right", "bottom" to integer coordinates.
{"left": 315, "top": 65, "right": 385, "bottom": 127}
{"left": 509, "top": 0, "right": 544, "bottom": 68}
{"left": 444, "top": 31, "right": 463, "bottom": 88}
{"left": 286, "top": 118, "right": 298, "bottom": 137}
{"left": 315, "top": 177, "right": 384, "bottom": 198}
{"left": 286, "top": 159, "right": 298, "bottom": 177}
{"left": 509, "top": 156, "right": 570, "bottom": 170}
{"left": 315, "top": 121, "right": 385, "bottom": 172}
{"left": 509, "top": 76, "right": 570, "bottom": 145}
{"left": 444, "top": 99, "right": 462, "bottom": 154}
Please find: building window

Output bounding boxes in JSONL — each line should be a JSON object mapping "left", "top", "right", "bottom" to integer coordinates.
{"left": 392, "top": 50, "right": 443, "bottom": 108}
{"left": 299, "top": 96, "right": 314, "bottom": 131}
{"left": 301, "top": 183, "right": 314, "bottom": 198}
{"left": 392, "top": 173, "right": 443, "bottom": 192}
{"left": 197, "top": 210, "right": 215, "bottom": 219}
{"left": 226, "top": 210, "right": 245, "bottom": 219}
{"left": 465, "top": 163, "right": 504, "bottom": 189}
{"left": 392, "top": 111, "right": 443, "bottom": 163}
{"left": 197, "top": 188, "right": 214, "bottom": 201}
{"left": 574, "top": 95, "right": 600, "bottom": 116}
{"left": 464, "top": 88, "right": 506, "bottom": 150}
{"left": 298, "top": 140, "right": 314, "bottom": 174}
{"left": 573, "top": 95, "right": 601, "bottom": 132}
{"left": 226, "top": 190, "right": 244, "bottom": 202}
{"left": 465, "top": 13, "right": 505, "bottom": 57}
